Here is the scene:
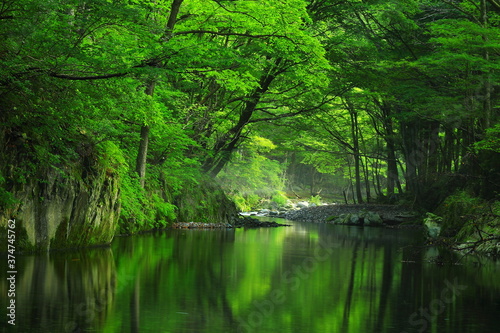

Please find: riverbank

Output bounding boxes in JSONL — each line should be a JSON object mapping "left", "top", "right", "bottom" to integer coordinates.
{"left": 283, "top": 204, "right": 419, "bottom": 226}
{"left": 171, "top": 215, "right": 291, "bottom": 229}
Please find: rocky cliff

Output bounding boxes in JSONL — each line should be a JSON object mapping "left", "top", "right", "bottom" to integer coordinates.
{"left": 0, "top": 129, "right": 120, "bottom": 252}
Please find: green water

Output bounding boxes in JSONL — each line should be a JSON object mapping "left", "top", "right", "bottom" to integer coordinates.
{"left": 1, "top": 220, "right": 500, "bottom": 333}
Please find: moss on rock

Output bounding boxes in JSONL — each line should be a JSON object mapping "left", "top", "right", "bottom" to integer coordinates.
{"left": 0, "top": 140, "right": 121, "bottom": 252}
{"left": 435, "top": 191, "right": 500, "bottom": 255}
{"left": 434, "top": 191, "right": 483, "bottom": 238}
{"left": 174, "top": 177, "right": 238, "bottom": 224}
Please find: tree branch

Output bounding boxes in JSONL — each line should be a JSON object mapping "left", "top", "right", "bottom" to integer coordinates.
{"left": 49, "top": 72, "right": 128, "bottom": 80}
{"left": 175, "top": 30, "right": 293, "bottom": 41}
{"left": 247, "top": 86, "right": 353, "bottom": 124}
{"left": 212, "top": 0, "right": 265, "bottom": 25}
{"left": 441, "top": 0, "right": 481, "bottom": 24}
{"left": 486, "top": 0, "right": 500, "bottom": 13}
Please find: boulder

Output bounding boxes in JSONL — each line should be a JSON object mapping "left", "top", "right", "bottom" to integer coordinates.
{"left": 424, "top": 220, "right": 441, "bottom": 238}
{"left": 362, "top": 211, "right": 384, "bottom": 226}
{"left": 349, "top": 213, "right": 361, "bottom": 224}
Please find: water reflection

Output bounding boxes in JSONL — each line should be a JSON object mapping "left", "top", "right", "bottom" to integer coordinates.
{"left": 0, "top": 248, "right": 116, "bottom": 332}
{"left": 2, "top": 222, "right": 500, "bottom": 333}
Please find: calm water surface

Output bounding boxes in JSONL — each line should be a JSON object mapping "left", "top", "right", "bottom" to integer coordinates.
{"left": 1, "top": 220, "right": 500, "bottom": 333}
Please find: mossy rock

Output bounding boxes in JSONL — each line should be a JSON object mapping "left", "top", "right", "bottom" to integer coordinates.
{"left": 435, "top": 191, "right": 484, "bottom": 237}
{"left": 436, "top": 192, "right": 500, "bottom": 255}
{"left": 174, "top": 177, "right": 238, "bottom": 224}
{"left": 330, "top": 213, "right": 360, "bottom": 225}
{"left": 0, "top": 145, "right": 120, "bottom": 252}
{"left": 363, "top": 212, "right": 383, "bottom": 226}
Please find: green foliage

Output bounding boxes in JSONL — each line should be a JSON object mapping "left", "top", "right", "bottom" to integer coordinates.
{"left": 118, "top": 171, "right": 179, "bottom": 233}
{"left": 97, "top": 141, "right": 127, "bottom": 174}
{"left": 118, "top": 173, "right": 151, "bottom": 233}
{"left": 2, "top": 0, "right": 500, "bottom": 239}
{"left": 450, "top": 200, "right": 500, "bottom": 255}
{"left": 271, "top": 191, "right": 289, "bottom": 208}
{"left": 233, "top": 194, "right": 261, "bottom": 212}
{"left": 474, "top": 124, "right": 500, "bottom": 153}
{"left": 175, "top": 178, "right": 237, "bottom": 223}
{"left": 151, "top": 193, "right": 176, "bottom": 223}
{"left": 309, "top": 195, "right": 322, "bottom": 206}
{"left": 0, "top": 175, "right": 17, "bottom": 209}
{"left": 233, "top": 195, "right": 249, "bottom": 212}
{"left": 219, "top": 136, "right": 287, "bottom": 200}
{"left": 436, "top": 191, "right": 484, "bottom": 238}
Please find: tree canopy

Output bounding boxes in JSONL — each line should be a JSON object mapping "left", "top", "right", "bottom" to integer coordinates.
{"left": 1, "top": 0, "right": 499, "bottom": 229}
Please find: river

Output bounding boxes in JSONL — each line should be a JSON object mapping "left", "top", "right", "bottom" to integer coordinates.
{"left": 1, "top": 219, "right": 500, "bottom": 333}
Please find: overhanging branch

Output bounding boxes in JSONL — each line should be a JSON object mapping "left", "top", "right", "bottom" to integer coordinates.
{"left": 49, "top": 72, "right": 128, "bottom": 80}
{"left": 486, "top": 0, "right": 500, "bottom": 13}
{"left": 247, "top": 86, "right": 353, "bottom": 124}
{"left": 175, "top": 29, "right": 293, "bottom": 41}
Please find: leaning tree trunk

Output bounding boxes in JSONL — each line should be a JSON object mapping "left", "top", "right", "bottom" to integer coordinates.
{"left": 203, "top": 59, "right": 282, "bottom": 177}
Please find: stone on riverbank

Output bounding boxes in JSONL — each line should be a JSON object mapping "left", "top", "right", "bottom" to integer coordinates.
{"left": 326, "top": 211, "right": 384, "bottom": 226}
{"left": 233, "top": 216, "right": 291, "bottom": 228}
{"left": 285, "top": 204, "right": 417, "bottom": 226}
{"left": 171, "top": 222, "right": 232, "bottom": 229}
{"left": 171, "top": 215, "right": 291, "bottom": 229}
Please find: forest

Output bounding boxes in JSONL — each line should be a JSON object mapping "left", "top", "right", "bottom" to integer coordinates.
{"left": 1, "top": 0, "right": 499, "bottom": 252}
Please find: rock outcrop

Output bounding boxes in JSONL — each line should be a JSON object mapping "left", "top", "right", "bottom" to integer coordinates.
{"left": 0, "top": 166, "right": 120, "bottom": 252}
{"left": 0, "top": 129, "right": 121, "bottom": 252}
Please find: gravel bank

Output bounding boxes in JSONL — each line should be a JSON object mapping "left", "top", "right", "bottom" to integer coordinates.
{"left": 284, "top": 204, "right": 418, "bottom": 225}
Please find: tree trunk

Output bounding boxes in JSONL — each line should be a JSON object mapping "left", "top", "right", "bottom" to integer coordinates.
{"left": 358, "top": 127, "right": 371, "bottom": 201}
{"left": 203, "top": 59, "right": 283, "bottom": 176}
{"left": 346, "top": 158, "right": 356, "bottom": 204}
{"left": 401, "top": 120, "right": 419, "bottom": 198}
{"left": 349, "top": 106, "right": 363, "bottom": 204}
{"left": 363, "top": 157, "right": 371, "bottom": 202}
{"left": 480, "top": 0, "right": 492, "bottom": 131}
{"left": 372, "top": 157, "right": 383, "bottom": 198}
{"left": 354, "top": 152, "right": 363, "bottom": 203}
{"left": 386, "top": 146, "right": 398, "bottom": 196}
{"left": 134, "top": 0, "right": 184, "bottom": 188}
{"left": 135, "top": 81, "right": 155, "bottom": 187}
{"left": 135, "top": 124, "right": 150, "bottom": 188}
{"left": 371, "top": 98, "right": 401, "bottom": 197}
{"left": 384, "top": 112, "right": 399, "bottom": 196}
{"left": 423, "top": 121, "right": 440, "bottom": 184}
